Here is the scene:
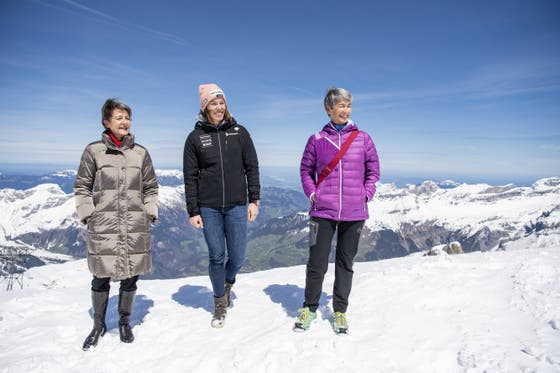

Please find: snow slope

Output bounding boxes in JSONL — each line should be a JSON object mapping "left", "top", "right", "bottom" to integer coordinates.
{"left": 1, "top": 247, "right": 559, "bottom": 373}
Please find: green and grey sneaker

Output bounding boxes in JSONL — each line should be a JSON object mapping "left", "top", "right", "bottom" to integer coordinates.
{"left": 293, "top": 307, "right": 316, "bottom": 332}
{"left": 333, "top": 312, "right": 348, "bottom": 335}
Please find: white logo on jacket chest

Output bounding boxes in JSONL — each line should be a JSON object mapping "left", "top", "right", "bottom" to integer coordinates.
{"left": 199, "top": 134, "right": 213, "bottom": 148}
{"left": 225, "top": 126, "right": 240, "bottom": 137}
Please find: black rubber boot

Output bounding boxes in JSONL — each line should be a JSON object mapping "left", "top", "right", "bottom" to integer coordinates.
{"left": 82, "top": 290, "right": 109, "bottom": 351}
{"left": 118, "top": 290, "right": 136, "bottom": 343}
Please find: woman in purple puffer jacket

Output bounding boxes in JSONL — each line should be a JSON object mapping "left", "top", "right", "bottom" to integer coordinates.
{"left": 294, "top": 87, "right": 380, "bottom": 334}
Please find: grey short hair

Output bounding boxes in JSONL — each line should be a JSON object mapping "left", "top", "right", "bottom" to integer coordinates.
{"left": 101, "top": 98, "right": 131, "bottom": 126}
{"left": 324, "top": 87, "right": 352, "bottom": 109}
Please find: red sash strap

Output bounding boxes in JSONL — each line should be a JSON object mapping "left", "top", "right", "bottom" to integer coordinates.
{"left": 316, "top": 130, "right": 359, "bottom": 186}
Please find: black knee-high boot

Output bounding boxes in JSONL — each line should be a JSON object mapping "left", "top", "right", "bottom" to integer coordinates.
{"left": 83, "top": 290, "right": 109, "bottom": 351}
{"left": 118, "top": 289, "right": 136, "bottom": 343}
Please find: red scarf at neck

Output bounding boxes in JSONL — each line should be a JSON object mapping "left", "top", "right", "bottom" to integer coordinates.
{"left": 107, "top": 131, "right": 123, "bottom": 147}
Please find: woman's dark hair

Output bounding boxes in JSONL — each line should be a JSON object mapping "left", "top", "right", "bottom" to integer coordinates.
{"left": 101, "top": 98, "right": 131, "bottom": 126}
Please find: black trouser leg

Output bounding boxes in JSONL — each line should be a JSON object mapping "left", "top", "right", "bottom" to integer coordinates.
{"left": 91, "top": 276, "right": 111, "bottom": 292}
{"left": 304, "top": 217, "right": 336, "bottom": 312}
{"left": 333, "top": 220, "right": 364, "bottom": 313}
{"left": 91, "top": 275, "right": 138, "bottom": 293}
{"left": 119, "top": 275, "right": 139, "bottom": 292}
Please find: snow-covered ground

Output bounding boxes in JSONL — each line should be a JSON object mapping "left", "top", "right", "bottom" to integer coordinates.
{"left": 1, "top": 247, "right": 559, "bottom": 373}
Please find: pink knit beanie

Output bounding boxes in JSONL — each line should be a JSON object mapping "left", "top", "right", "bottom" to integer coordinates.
{"left": 199, "top": 83, "right": 226, "bottom": 111}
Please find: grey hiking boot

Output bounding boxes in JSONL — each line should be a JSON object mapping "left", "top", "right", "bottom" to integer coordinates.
{"left": 211, "top": 295, "right": 228, "bottom": 328}
{"left": 225, "top": 281, "right": 234, "bottom": 308}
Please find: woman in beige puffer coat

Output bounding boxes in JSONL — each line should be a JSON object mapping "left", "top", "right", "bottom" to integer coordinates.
{"left": 74, "top": 98, "right": 158, "bottom": 351}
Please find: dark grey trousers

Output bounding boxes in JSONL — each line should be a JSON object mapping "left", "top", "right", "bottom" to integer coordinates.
{"left": 91, "top": 275, "right": 139, "bottom": 293}
{"left": 304, "top": 217, "right": 364, "bottom": 313}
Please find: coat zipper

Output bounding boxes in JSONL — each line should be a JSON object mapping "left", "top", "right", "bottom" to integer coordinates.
{"left": 338, "top": 131, "right": 343, "bottom": 221}
{"left": 216, "top": 127, "right": 226, "bottom": 207}
{"left": 119, "top": 149, "right": 129, "bottom": 278}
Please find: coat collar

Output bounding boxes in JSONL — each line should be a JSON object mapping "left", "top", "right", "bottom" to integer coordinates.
{"left": 195, "top": 112, "right": 237, "bottom": 132}
{"left": 322, "top": 119, "right": 358, "bottom": 135}
{"left": 102, "top": 131, "right": 135, "bottom": 150}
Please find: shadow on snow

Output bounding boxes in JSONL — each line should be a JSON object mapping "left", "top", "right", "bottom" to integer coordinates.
{"left": 263, "top": 283, "right": 332, "bottom": 320}
{"left": 87, "top": 294, "right": 154, "bottom": 331}
{"left": 170, "top": 284, "right": 236, "bottom": 314}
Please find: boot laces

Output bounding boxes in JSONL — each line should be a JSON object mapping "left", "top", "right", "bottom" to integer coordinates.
{"left": 214, "top": 298, "right": 227, "bottom": 319}
{"left": 334, "top": 312, "right": 348, "bottom": 328}
{"left": 297, "top": 308, "right": 312, "bottom": 322}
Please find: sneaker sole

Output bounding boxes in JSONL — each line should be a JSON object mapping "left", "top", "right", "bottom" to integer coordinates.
{"left": 211, "top": 318, "right": 226, "bottom": 328}
{"left": 292, "top": 323, "right": 309, "bottom": 332}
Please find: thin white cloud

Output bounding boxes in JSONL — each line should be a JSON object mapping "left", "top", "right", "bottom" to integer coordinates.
{"left": 33, "top": 0, "right": 190, "bottom": 47}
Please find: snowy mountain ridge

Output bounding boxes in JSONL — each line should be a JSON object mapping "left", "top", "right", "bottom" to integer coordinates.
{"left": 41, "top": 169, "right": 77, "bottom": 179}
{"left": 2, "top": 177, "right": 558, "bottom": 240}
{"left": 369, "top": 177, "right": 560, "bottom": 233}
{"left": 0, "top": 183, "right": 75, "bottom": 239}
{"left": 1, "top": 176, "right": 559, "bottom": 277}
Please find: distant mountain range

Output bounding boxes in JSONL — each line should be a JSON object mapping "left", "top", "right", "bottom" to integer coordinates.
{"left": 0, "top": 170, "right": 79, "bottom": 194}
{"left": 0, "top": 167, "right": 302, "bottom": 193}
{"left": 1, "top": 170, "right": 559, "bottom": 279}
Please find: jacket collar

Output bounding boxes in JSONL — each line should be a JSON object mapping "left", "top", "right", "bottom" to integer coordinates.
{"left": 322, "top": 119, "right": 358, "bottom": 135}
{"left": 102, "top": 131, "right": 135, "bottom": 150}
{"left": 195, "top": 112, "right": 237, "bottom": 132}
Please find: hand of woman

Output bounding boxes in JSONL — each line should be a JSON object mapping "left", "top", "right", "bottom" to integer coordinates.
{"left": 247, "top": 202, "right": 259, "bottom": 222}
{"left": 189, "top": 215, "right": 204, "bottom": 229}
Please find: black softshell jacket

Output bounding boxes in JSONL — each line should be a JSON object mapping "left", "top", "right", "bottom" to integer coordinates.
{"left": 183, "top": 116, "right": 260, "bottom": 217}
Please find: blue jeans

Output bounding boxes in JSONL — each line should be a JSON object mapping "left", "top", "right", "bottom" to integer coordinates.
{"left": 200, "top": 205, "right": 247, "bottom": 297}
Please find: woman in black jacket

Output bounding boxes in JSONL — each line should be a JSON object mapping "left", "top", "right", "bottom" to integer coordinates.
{"left": 183, "top": 83, "right": 260, "bottom": 328}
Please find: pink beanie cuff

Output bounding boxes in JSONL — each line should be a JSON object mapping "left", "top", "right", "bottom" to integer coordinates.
{"left": 199, "top": 83, "right": 226, "bottom": 111}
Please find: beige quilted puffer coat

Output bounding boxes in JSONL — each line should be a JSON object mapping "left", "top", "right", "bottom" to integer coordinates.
{"left": 74, "top": 132, "right": 159, "bottom": 280}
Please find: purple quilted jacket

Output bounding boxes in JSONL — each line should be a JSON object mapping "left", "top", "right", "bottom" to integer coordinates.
{"left": 300, "top": 121, "right": 380, "bottom": 221}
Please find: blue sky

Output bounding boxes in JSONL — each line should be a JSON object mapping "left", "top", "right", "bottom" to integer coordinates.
{"left": 1, "top": 0, "right": 559, "bottom": 184}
